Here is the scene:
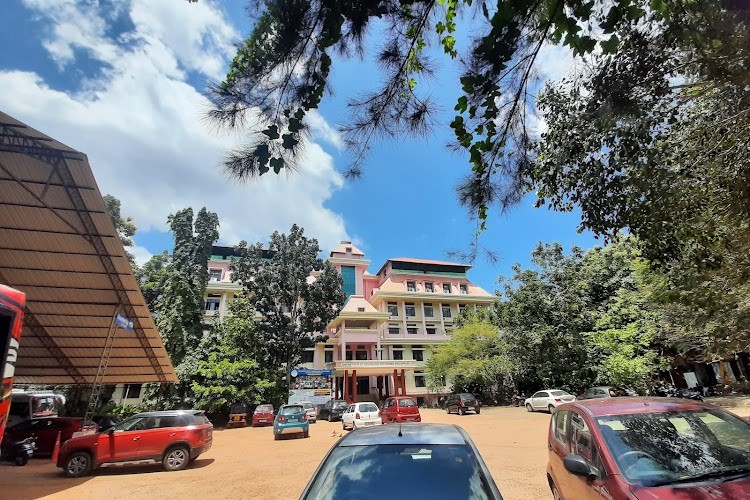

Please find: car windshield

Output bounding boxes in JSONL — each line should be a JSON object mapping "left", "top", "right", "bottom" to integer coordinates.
{"left": 460, "top": 394, "right": 476, "bottom": 401}
{"left": 301, "top": 402, "right": 314, "bottom": 409}
{"left": 607, "top": 387, "right": 631, "bottom": 397}
{"left": 596, "top": 409, "right": 750, "bottom": 486}
{"left": 358, "top": 403, "right": 379, "bottom": 412}
{"left": 399, "top": 398, "right": 416, "bottom": 407}
{"left": 280, "top": 406, "right": 303, "bottom": 415}
{"left": 255, "top": 405, "right": 273, "bottom": 413}
{"left": 303, "top": 444, "right": 495, "bottom": 499}
{"left": 550, "top": 391, "right": 568, "bottom": 397}
{"left": 230, "top": 404, "right": 247, "bottom": 413}
{"left": 333, "top": 401, "right": 347, "bottom": 408}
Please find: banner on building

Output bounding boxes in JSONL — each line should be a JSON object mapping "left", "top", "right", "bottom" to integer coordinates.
{"left": 288, "top": 368, "right": 332, "bottom": 405}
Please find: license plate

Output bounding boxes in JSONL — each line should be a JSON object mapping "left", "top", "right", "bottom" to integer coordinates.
{"left": 364, "top": 421, "right": 374, "bottom": 426}
{"left": 259, "top": 419, "right": 267, "bottom": 422}
{"left": 288, "top": 417, "right": 297, "bottom": 422}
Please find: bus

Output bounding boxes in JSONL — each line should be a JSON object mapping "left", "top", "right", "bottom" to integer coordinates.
{"left": 1, "top": 284, "right": 25, "bottom": 446}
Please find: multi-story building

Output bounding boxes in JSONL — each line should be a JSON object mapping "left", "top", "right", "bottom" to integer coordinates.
{"left": 202, "top": 241, "right": 497, "bottom": 406}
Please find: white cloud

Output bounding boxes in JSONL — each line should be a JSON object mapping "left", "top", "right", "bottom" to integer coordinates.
{"left": 4, "top": 0, "right": 350, "bottom": 252}
{"left": 306, "top": 109, "right": 343, "bottom": 150}
{"left": 131, "top": 245, "right": 154, "bottom": 267}
{"left": 535, "top": 42, "right": 576, "bottom": 83}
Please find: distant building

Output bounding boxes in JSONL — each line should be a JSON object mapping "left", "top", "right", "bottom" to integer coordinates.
{"left": 203, "top": 241, "right": 497, "bottom": 406}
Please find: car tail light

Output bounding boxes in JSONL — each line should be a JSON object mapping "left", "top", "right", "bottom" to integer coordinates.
{"left": 278, "top": 415, "right": 286, "bottom": 423}
{"left": 460, "top": 401, "right": 465, "bottom": 406}
{"left": 192, "top": 427, "right": 203, "bottom": 435}
{"left": 555, "top": 398, "right": 562, "bottom": 403}
{"left": 301, "top": 414, "right": 307, "bottom": 421}
{"left": 355, "top": 412, "right": 361, "bottom": 419}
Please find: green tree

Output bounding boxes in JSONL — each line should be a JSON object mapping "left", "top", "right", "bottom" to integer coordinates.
{"left": 190, "top": 297, "right": 278, "bottom": 413}
{"left": 103, "top": 194, "right": 138, "bottom": 269}
{"left": 426, "top": 318, "right": 512, "bottom": 402}
{"left": 230, "top": 225, "right": 346, "bottom": 383}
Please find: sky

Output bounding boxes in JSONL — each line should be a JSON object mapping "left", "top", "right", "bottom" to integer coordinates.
{"left": 0, "top": 0, "right": 599, "bottom": 292}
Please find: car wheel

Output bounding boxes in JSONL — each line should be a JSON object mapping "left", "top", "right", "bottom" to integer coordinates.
{"left": 475, "top": 408, "right": 481, "bottom": 414}
{"left": 303, "top": 431, "right": 309, "bottom": 438}
{"left": 548, "top": 404, "right": 555, "bottom": 414}
{"left": 274, "top": 433, "right": 280, "bottom": 441}
{"left": 163, "top": 446, "right": 190, "bottom": 472}
{"left": 459, "top": 407, "right": 466, "bottom": 415}
{"left": 64, "top": 451, "right": 93, "bottom": 478}
{"left": 328, "top": 414, "right": 334, "bottom": 422}
{"left": 446, "top": 406, "right": 450, "bottom": 414}
{"left": 550, "top": 480, "right": 564, "bottom": 500}
{"left": 526, "top": 403, "right": 533, "bottom": 412}
{"left": 14, "top": 456, "right": 28, "bottom": 466}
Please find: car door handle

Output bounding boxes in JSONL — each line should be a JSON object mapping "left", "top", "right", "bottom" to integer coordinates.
{"left": 132, "top": 436, "right": 141, "bottom": 441}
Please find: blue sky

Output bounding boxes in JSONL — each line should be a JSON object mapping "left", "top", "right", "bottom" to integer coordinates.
{"left": 0, "top": 0, "right": 599, "bottom": 292}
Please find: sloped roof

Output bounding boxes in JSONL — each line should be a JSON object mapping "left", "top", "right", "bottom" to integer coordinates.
{"left": 329, "top": 241, "right": 365, "bottom": 257}
{"left": 0, "top": 111, "right": 177, "bottom": 385}
{"left": 340, "top": 295, "right": 380, "bottom": 314}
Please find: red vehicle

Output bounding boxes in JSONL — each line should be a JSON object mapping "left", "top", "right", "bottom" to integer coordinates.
{"left": 57, "top": 410, "right": 212, "bottom": 477}
{"left": 547, "top": 397, "right": 750, "bottom": 500}
{"left": 380, "top": 396, "right": 421, "bottom": 423}
{"left": 0, "top": 285, "right": 25, "bottom": 447}
{"left": 252, "top": 404, "right": 274, "bottom": 427}
{"left": 5, "top": 417, "right": 82, "bottom": 455}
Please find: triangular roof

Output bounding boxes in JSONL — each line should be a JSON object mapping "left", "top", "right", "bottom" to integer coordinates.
{"left": 0, "top": 111, "right": 177, "bottom": 384}
{"left": 329, "top": 241, "right": 365, "bottom": 257}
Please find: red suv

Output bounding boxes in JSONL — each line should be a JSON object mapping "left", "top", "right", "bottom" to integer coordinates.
{"left": 57, "top": 410, "right": 212, "bottom": 478}
{"left": 380, "top": 396, "right": 421, "bottom": 423}
{"left": 548, "top": 397, "right": 750, "bottom": 499}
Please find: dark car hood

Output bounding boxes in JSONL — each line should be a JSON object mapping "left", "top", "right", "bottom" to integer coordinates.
{"left": 632, "top": 477, "right": 750, "bottom": 500}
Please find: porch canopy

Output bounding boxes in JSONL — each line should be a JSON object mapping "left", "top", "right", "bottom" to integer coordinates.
{"left": 0, "top": 111, "right": 177, "bottom": 385}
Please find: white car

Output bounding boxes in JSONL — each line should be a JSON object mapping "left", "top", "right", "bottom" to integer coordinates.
{"left": 524, "top": 390, "right": 576, "bottom": 413}
{"left": 341, "top": 402, "right": 382, "bottom": 430}
{"left": 299, "top": 401, "right": 317, "bottom": 423}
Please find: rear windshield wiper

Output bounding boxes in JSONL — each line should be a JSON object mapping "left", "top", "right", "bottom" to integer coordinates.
{"left": 654, "top": 467, "right": 750, "bottom": 486}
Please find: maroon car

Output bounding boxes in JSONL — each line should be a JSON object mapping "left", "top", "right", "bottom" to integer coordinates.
{"left": 4, "top": 417, "right": 82, "bottom": 455}
{"left": 251, "top": 404, "right": 274, "bottom": 427}
{"left": 547, "top": 397, "right": 750, "bottom": 499}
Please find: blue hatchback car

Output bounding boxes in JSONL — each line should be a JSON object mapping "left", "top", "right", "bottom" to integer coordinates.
{"left": 274, "top": 404, "right": 309, "bottom": 440}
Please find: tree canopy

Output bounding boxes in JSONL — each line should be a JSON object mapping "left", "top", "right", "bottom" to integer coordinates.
{"left": 207, "top": 0, "right": 750, "bottom": 246}
{"left": 230, "top": 224, "right": 346, "bottom": 378}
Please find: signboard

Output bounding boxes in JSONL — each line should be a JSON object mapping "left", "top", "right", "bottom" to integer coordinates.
{"left": 288, "top": 368, "right": 332, "bottom": 406}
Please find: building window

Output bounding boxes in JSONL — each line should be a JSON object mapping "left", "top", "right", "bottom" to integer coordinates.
{"left": 345, "top": 246, "right": 352, "bottom": 253}
{"left": 407, "top": 323, "right": 418, "bottom": 335}
{"left": 425, "top": 282, "right": 434, "bottom": 293}
{"left": 208, "top": 269, "right": 222, "bottom": 281}
{"left": 442, "top": 305, "right": 452, "bottom": 318}
{"left": 423, "top": 303, "right": 434, "bottom": 317}
{"left": 123, "top": 384, "right": 142, "bottom": 399}
{"left": 205, "top": 294, "right": 221, "bottom": 311}
{"left": 388, "top": 302, "right": 399, "bottom": 317}
{"left": 346, "top": 349, "right": 353, "bottom": 360}
{"left": 357, "top": 307, "right": 365, "bottom": 312}
{"left": 414, "top": 372, "right": 426, "bottom": 387}
{"left": 355, "top": 350, "right": 368, "bottom": 360}
{"left": 388, "top": 324, "right": 400, "bottom": 335}
{"left": 460, "top": 284, "right": 468, "bottom": 294}
{"left": 458, "top": 304, "right": 467, "bottom": 315}
{"left": 413, "top": 346, "right": 424, "bottom": 361}
{"left": 426, "top": 325, "right": 437, "bottom": 335}
{"left": 405, "top": 303, "right": 416, "bottom": 317}
{"left": 341, "top": 265, "right": 356, "bottom": 298}
{"left": 443, "top": 283, "right": 452, "bottom": 294}
{"left": 407, "top": 281, "right": 416, "bottom": 292}
{"left": 324, "top": 350, "right": 334, "bottom": 363}
{"left": 392, "top": 346, "right": 404, "bottom": 360}
{"left": 301, "top": 350, "right": 314, "bottom": 363}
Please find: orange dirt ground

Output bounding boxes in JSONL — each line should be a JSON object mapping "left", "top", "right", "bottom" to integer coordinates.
{"left": 1, "top": 401, "right": 748, "bottom": 500}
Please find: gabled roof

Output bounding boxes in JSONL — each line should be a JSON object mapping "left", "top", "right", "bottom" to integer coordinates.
{"left": 329, "top": 241, "right": 365, "bottom": 257}
{"left": 340, "top": 295, "right": 380, "bottom": 314}
{"left": 0, "top": 111, "right": 177, "bottom": 385}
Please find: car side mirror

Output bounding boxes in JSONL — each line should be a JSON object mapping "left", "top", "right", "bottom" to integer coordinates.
{"left": 106, "top": 426, "right": 116, "bottom": 434}
{"left": 563, "top": 454, "right": 592, "bottom": 477}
